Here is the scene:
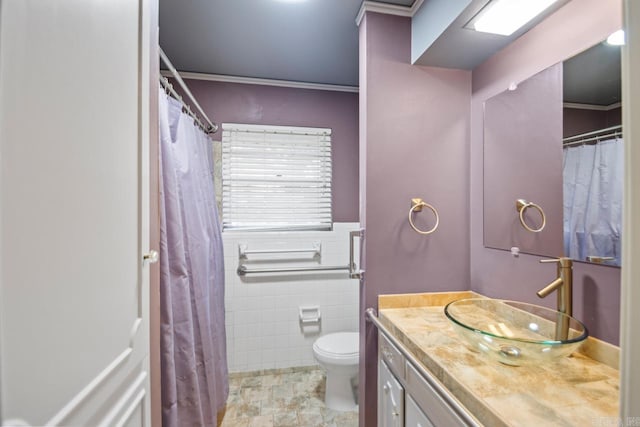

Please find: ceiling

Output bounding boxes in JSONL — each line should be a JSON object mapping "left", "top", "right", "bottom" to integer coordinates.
{"left": 412, "top": 0, "right": 570, "bottom": 69}
{"left": 159, "top": 0, "right": 620, "bottom": 102}
{"left": 563, "top": 42, "right": 621, "bottom": 106}
{"left": 159, "top": 0, "right": 415, "bottom": 87}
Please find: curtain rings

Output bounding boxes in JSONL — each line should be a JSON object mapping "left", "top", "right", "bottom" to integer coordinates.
{"left": 516, "top": 199, "right": 546, "bottom": 233}
{"left": 409, "top": 198, "right": 439, "bottom": 235}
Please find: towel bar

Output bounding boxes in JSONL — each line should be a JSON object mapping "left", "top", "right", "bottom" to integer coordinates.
{"left": 237, "top": 265, "right": 350, "bottom": 276}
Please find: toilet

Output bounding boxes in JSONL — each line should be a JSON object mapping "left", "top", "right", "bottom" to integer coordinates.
{"left": 312, "top": 332, "right": 359, "bottom": 411}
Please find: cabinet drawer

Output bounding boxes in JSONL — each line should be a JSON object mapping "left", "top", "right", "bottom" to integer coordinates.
{"left": 405, "top": 362, "right": 468, "bottom": 427}
{"left": 379, "top": 332, "right": 405, "bottom": 380}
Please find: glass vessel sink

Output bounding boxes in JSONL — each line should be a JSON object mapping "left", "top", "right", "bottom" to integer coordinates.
{"left": 444, "top": 298, "right": 588, "bottom": 366}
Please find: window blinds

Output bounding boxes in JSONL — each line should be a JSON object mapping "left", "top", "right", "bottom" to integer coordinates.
{"left": 221, "top": 123, "right": 332, "bottom": 231}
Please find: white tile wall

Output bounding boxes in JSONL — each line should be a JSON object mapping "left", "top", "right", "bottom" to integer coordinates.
{"left": 222, "top": 223, "right": 361, "bottom": 373}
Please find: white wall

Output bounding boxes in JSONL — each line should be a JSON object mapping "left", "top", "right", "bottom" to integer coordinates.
{"left": 222, "top": 223, "right": 360, "bottom": 372}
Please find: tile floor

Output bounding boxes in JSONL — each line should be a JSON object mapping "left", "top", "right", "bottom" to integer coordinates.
{"left": 219, "top": 367, "right": 359, "bottom": 427}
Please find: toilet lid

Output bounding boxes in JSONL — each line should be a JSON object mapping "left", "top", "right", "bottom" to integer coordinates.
{"left": 314, "top": 332, "right": 359, "bottom": 358}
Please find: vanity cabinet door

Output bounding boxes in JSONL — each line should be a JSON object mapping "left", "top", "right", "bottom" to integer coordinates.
{"left": 379, "top": 359, "right": 405, "bottom": 427}
{"left": 405, "top": 363, "right": 468, "bottom": 427}
{"left": 406, "top": 395, "right": 435, "bottom": 427}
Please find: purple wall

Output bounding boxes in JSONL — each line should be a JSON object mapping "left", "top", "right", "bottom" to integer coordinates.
{"left": 359, "top": 13, "right": 471, "bottom": 427}
{"left": 184, "top": 79, "right": 360, "bottom": 222}
{"left": 564, "top": 106, "right": 622, "bottom": 137}
{"left": 471, "top": 0, "right": 622, "bottom": 344}
{"left": 483, "top": 64, "right": 564, "bottom": 257}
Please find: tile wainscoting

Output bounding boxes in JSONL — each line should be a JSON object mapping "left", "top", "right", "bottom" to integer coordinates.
{"left": 222, "top": 223, "right": 360, "bottom": 372}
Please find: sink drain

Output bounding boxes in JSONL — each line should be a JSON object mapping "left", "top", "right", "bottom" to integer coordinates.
{"left": 499, "top": 345, "right": 521, "bottom": 358}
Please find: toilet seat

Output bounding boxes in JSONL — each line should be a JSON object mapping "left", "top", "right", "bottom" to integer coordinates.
{"left": 313, "top": 332, "right": 359, "bottom": 360}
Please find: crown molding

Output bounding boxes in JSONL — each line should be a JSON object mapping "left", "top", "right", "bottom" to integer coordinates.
{"left": 563, "top": 101, "right": 622, "bottom": 111}
{"left": 356, "top": 0, "right": 425, "bottom": 26}
{"left": 160, "top": 70, "right": 359, "bottom": 93}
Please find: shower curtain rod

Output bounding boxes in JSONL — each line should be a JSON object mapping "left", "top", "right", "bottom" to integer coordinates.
{"left": 159, "top": 76, "right": 210, "bottom": 134}
{"left": 159, "top": 47, "right": 218, "bottom": 134}
{"left": 563, "top": 131, "right": 622, "bottom": 148}
{"left": 563, "top": 124, "right": 622, "bottom": 147}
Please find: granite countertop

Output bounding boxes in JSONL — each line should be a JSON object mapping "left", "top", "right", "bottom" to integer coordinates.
{"left": 378, "top": 291, "right": 620, "bottom": 427}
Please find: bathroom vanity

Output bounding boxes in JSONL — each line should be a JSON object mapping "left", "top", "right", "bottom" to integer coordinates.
{"left": 378, "top": 330, "right": 471, "bottom": 426}
{"left": 374, "top": 292, "right": 620, "bottom": 427}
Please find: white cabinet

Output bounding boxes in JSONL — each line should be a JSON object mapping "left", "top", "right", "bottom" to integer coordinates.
{"left": 405, "top": 363, "right": 467, "bottom": 427}
{"left": 406, "top": 395, "right": 434, "bottom": 427}
{"left": 379, "top": 360, "right": 404, "bottom": 427}
{"left": 377, "top": 332, "right": 474, "bottom": 427}
{"left": 380, "top": 329, "right": 405, "bottom": 377}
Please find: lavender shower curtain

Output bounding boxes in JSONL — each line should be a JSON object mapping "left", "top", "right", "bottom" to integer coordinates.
{"left": 563, "top": 137, "right": 624, "bottom": 265}
{"left": 159, "top": 88, "right": 228, "bottom": 426}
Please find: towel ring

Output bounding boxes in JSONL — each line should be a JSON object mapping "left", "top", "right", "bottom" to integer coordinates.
{"left": 516, "top": 199, "right": 546, "bottom": 233}
{"left": 409, "top": 198, "right": 439, "bottom": 235}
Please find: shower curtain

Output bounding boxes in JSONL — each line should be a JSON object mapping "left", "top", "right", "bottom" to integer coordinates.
{"left": 563, "top": 137, "right": 623, "bottom": 265}
{"left": 158, "top": 88, "right": 228, "bottom": 426}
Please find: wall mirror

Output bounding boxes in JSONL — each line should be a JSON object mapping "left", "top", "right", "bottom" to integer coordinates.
{"left": 483, "top": 40, "right": 622, "bottom": 267}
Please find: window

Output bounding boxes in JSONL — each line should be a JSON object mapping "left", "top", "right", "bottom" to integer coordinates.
{"left": 221, "top": 123, "right": 332, "bottom": 231}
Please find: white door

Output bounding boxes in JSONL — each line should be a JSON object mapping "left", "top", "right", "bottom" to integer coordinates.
{"left": 0, "top": 1, "right": 153, "bottom": 426}
{"left": 621, "top": 0, "right": 640, "bottom": 418}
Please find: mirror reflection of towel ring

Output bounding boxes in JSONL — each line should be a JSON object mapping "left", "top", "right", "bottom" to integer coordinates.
{"left": 516, "top": 199, "right": 546, "bottom": 233}
{"left": 409, "top": 198, "right": 439, "bottom": 235}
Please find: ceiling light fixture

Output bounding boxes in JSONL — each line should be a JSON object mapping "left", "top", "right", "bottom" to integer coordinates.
{"left": 471, "top": 0, "right": 558, "bottom": 36}
{"left": 606, "top": 30, "right": 625, "bottom": 46}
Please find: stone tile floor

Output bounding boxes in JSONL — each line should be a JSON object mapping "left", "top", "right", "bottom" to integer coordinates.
{"left": 219, "top": 367, "right": 358, "bottom": 427}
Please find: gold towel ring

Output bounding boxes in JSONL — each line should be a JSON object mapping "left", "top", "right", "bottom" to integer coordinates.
{"left": 409, "top": 198, "right": 439, "bottom": 235}
{"left": 516, "top": 199, "right": 546, "bottom": 233}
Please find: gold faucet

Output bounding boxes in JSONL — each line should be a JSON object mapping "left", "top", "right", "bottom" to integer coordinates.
{"left": 537, "top": 257, "right": 573, "bottom": 340}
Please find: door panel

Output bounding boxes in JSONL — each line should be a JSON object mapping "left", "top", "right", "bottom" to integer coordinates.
{"left": 0, "top": 0, "right": 151, "bottom": 425}
{"left": 406, "top": 396, "right": 434, "bottom": 427}
{"left": 378, "top": 359, "right": 404, "bottom": 427}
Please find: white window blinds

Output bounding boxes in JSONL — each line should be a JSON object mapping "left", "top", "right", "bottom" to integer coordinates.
{"left": 221, "top": 123, "right": 332, "bottom": 231}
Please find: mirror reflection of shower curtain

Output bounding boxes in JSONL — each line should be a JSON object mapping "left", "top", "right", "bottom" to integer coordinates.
{"left": 158, "top": 88, "right": 228, "bottom": 426}
{"left": 563, "top": 137, "right": 623, "bottom": 265}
